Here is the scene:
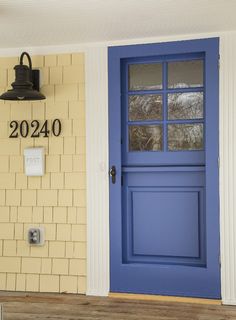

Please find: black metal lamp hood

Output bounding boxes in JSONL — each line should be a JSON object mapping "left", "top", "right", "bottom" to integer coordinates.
{"left": 0, "top": 52, "right": 46, "bottom": 101}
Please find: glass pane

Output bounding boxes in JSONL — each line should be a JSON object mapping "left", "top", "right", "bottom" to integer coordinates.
{"left": 129, "top": 125, "right": 163, "bottom": 151}
{"left": 168, "top": 92, "right": 203, "bottom": 120}
{"left": 168, "top": 123, "right": 203, "bottom": 151}
{"left": 168, "top": 60, "right": 203, "bottom": 88}
{"left": 129, "top": 94, "right": 162, "bottom": 121}
{"left": 129, "top": 63, "right": 162, "bottom": 91}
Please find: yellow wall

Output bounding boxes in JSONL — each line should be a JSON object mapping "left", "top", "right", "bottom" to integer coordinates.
{"left": 0, "top": 53, "right": 86, "bottom": 293}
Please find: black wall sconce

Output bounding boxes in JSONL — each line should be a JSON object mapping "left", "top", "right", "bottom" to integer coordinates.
{"left": 0, "top": 52, "right": 46, "bottom": 101}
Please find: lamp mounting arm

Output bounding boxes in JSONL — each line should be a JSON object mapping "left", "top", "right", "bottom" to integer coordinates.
{"left": 20, "top": 52, "right": 32, "bottom": 70}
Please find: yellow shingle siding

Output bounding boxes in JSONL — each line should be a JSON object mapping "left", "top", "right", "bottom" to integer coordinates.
{"left": 0, "top": 53, "right": 86, "bottom": 293}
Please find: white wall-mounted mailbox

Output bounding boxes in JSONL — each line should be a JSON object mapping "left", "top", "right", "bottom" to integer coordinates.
{"left": 24, "top": 147, "right": 44, "bottom": 176}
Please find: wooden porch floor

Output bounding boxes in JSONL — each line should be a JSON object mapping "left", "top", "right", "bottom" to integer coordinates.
{"left": 0, "top": 292, "right": 236, "bottom": 320}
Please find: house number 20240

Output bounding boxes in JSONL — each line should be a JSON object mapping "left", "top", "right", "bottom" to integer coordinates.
{"left": 9, "top": 119, "right": 62, "bottom": 138}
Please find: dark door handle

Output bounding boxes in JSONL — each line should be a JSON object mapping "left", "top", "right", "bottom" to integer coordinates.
{"left": 109, "top": 166, "right": 116, "bottom": 184}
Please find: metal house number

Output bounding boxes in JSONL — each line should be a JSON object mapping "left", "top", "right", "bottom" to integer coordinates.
{"left": 9, "top": 119, "right": 62, "bottom": 138}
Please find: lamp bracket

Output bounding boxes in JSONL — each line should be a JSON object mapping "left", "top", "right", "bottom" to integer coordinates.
{"left": 32, "top": 70, "right": 40, "bottom": 91}
{"left": 20, "top": 52, "right": 39, "bottom": 90}
{"left": 20, "top": 52, "right": 32, "bottom": 70}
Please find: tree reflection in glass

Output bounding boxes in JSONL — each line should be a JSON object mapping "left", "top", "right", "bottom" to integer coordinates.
{"left": 168, "top": 92, "right": 203, "bottom": 120}
{"left": 168, "top": 60, "right": 203, "bottom": 89}
{"left": 168, "top": 124, "right": 203, "bottom": 151}
{"left": 129, "top": 63, "right": 162, "bottom": 91}
{"left": 129, "top": 125, "right": 163, "bottom": 151}
{"left": 129, "top": 94, "right": 162, "bottom": 121}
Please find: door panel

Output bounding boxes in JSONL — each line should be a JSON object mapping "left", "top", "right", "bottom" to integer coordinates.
{"left": 109, "top": 38, "right": 220, "bottom": 298}
{"left": 122, "top": 168, "right": 206, "bottom": 268}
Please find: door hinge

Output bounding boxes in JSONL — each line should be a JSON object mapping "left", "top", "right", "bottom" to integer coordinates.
{"left": 219, "top": 254, "right": 221, "bottom": 267}
{"left": 218, "top": 57, "right": 220, "bottom": 69}
{"left": 218, "top": 157, "right": 220, "bottom": 168}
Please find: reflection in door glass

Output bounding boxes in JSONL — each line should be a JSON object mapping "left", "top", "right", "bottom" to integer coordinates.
{"left": 129, "top": 94, "right": 162, "bottom": 121}
{"left": 129, "top": 125, "right": 163, "bottom": 151}
{"left": 168, "top": 60, "right": 203, "bottom": 88}
{"left": 129, "top": 63, "right": 162, "bottom": 91}
{"left": 168, "top": 123, "right": 204, "bottom": 151}
{"left": 168, "top": 92, "right": 203, "bottom": 120}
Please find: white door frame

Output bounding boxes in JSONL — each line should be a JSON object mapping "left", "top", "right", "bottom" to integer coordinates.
{"left": 85, "top": 46, "right": 110, "bottom": 296}
{"left": 85, "top": 31, "right": 236, "bottom": 304}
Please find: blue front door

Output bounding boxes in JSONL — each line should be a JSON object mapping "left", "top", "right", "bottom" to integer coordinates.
{"left": 109, "top": 38, "right": 220, "bottom": 298}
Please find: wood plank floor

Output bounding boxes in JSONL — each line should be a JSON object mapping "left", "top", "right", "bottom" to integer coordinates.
{"left": 0, "top": 292, "right": 236, "bottom": 320}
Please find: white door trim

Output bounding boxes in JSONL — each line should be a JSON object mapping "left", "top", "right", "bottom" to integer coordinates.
{"left": 85, "top": 32, "right": 236, "bottom": 304}
{"left": 85, "top": 46, "right": 110, "bottom": 296}
{"left": 219, "top": 32, "right": 236, "bottom": 305}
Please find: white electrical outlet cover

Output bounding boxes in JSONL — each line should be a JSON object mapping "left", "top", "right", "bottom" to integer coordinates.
{"left": 28, "top": 227, "right": 45, "bottom": 246}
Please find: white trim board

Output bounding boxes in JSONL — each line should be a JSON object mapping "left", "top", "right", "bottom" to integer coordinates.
{"left": 85, "top": 46, "right": 109, "bottom": 296}
{"left": 0, "top": 31, "right": 229, "bottom": 57}
{"left": 219, "top": 32, "right": 236, "bottom": 305}
{"left": 85, "top": 31, "right": 236, "bottom": 304}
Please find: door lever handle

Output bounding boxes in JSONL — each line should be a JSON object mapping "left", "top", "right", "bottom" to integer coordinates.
{"left": 109, "top": 165, "right": 116, "bottom": 184}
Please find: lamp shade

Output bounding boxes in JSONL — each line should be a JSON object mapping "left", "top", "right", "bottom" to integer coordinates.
{"left": 0, "top": 52, "right": 45, "bottom": 101}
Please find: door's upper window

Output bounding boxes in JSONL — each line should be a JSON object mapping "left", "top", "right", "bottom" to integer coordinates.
{"left": 168, "top": 123, "right": 204, "bottom": 151}
{"left": 168, "top": 60, "right": 203, "bottom": 88}
{"left": 129, "top": 63, "right": 162, "bottom": 91}
{"left": 129, "top": 94, "right": 163, "bottom": 121}
{"left": 126, "top": 57, "right": 204, "bottom": 153}
{"left": 168, "top": 92, "right": 203, "bottom": 120}
{"left": 129, "top": 125, "right": 163, "bottom": 151}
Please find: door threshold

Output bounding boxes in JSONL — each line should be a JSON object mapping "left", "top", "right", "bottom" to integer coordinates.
{"left": 109, "top": 292, "right": 221, "bottom": 305}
